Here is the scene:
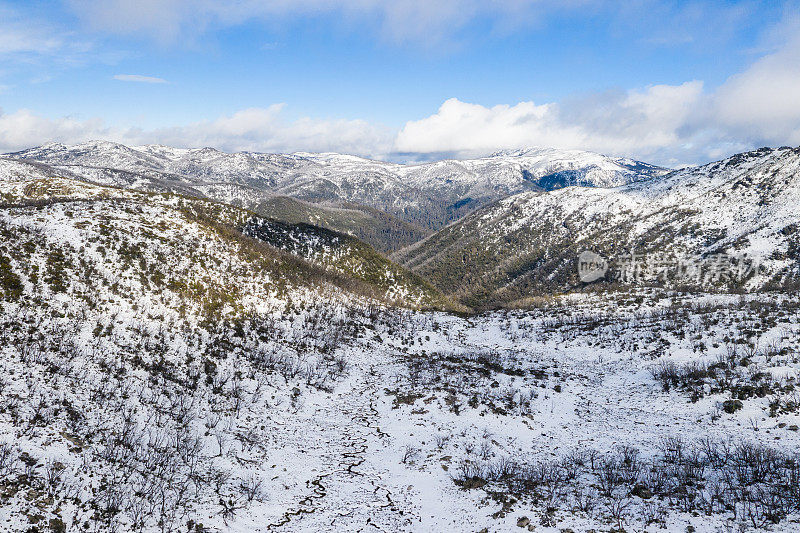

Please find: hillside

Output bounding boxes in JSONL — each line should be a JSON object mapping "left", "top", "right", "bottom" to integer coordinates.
{"left": 6, "top": 142, "right": 666, "bottom": 238}
{"left": 0, "top": 165, "right": 396, "bottom": 532}
{"left": 394, "top": 146, "right": 800, "bottom": 309}
{"left": 0, "top": 161, "right": 451, "bottom": 311}
{"left": 252, "top": 196, "right": 430, "bottom": 253}
{"left": 0, "top": 158, "right": 460, "bottom": 532}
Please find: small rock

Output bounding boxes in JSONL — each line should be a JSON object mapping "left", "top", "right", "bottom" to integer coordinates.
{"left": 49, "top": 518, "right": 67, "bottom": 533}
{"left": 517, "top": 516, "right": 530, "bottom": 527}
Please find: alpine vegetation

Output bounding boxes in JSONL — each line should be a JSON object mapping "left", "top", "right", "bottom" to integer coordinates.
{"left": 2, "top": 141, "right": 800, "bottom": 532}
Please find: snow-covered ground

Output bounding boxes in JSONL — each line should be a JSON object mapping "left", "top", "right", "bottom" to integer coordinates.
{"left": 2, "top": 288, "right": 799, "bottom": 532}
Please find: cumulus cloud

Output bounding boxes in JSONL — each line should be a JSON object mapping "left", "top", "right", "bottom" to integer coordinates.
{"left": 0, "top": 106, "right": 393, "bottom": 157}
{"left": 113, "top": 74, "right": 168, "bottom": 84}
{"left": 394, "top": 83, "right": 710, "bottom": 165}
{"left": 394, "top": 25, "right": 800, "bottom": 166}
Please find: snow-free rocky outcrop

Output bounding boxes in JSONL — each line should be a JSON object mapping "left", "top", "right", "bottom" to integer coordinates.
{"left": 6, "top": 142, "right": 667, "bottom": 239}
{"left": 395, "top": 146, "right": 800, "bottom": 308}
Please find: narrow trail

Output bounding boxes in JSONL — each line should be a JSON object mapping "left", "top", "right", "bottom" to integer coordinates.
{"left": 264, "top": 364, "right": 416, "bottom": 531}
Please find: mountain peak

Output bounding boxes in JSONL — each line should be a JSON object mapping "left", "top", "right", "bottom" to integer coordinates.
{"left": 73, "top": 139, "right": 130, "bottom": 150}
{"left": 5, "top": 140, "right": 667, "bottom": 233}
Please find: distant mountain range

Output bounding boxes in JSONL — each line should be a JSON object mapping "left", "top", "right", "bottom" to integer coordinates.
{"left": 4, "top": 141, "right": 667, "bottom": 250}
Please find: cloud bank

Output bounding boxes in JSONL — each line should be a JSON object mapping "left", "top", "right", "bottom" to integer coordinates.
{"left": 0, "top": 110, "right": 109, "bottom": 153}
{"left": 0, "top": 105, "right": 393, "bottom": 158}
{"left": 395, "top": 84, "right": 711, "bottom": 165}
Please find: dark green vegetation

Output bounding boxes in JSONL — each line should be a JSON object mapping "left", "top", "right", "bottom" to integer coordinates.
{"left": 0, "top": 253, "right": 23, "bottom": 301}
{"left": 241, "top": 215, "right": 450, "bottom": 310}
{"left": 253, "top": 196, "right": 430, "bottom": 253}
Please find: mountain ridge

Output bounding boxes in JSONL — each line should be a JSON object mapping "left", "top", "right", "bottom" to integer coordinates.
{"left": 0, "top": 162, "right": 453, "bottom": 311}
{"left": 394, "top": 145, "right": 800, "bottom": 308}
{"left": 6, "top": 141, "right": 668, "bottom": 242}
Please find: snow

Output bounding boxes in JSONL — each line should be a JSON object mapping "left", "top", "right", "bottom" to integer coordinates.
{"left": 2, "top": 145, "right": 800, "bottom": 532}
{"left": 3, "top": 142, "right": 667, "bottom": 231}
{"left": 428, "top": 145, "right": 800, "bottom": 291}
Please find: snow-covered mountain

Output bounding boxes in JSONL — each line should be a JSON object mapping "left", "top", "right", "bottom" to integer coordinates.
{"left": 395, "top": 146, "right": 800, "bottom": 308}
{"left": 6, "top": 145, "right": 800, "bottom": 533}
{"left": 0, "top": 165, "right": 450, "bottom": 311}
{"left": 6, "top": 141, "right": 667, "bottom": 233}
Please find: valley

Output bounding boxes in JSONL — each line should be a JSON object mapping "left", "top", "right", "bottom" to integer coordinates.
{"left": 395, "top": 147, "right": 800, "bottom": 309}
{"left": 4, "top": 2, "right": 799, "bottom": 531}
{"left": 1, "top": 143, "right": 799, "bottom": 532}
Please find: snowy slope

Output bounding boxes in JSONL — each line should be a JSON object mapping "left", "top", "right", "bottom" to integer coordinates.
{"left": 0, "top": 168, "right": 450, "bottom": 311}
{"left": 395, "top": 146, "right": 800, "bottom": 307}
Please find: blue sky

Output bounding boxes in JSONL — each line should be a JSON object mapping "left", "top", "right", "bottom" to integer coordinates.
{"left": 1, "top": 0, "right": 799, "bottom": 166}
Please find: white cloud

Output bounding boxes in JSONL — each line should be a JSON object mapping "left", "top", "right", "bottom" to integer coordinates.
{"left": 134, "top": 106, "right": 394, "bottom": 155}
{"left": 394, "top": 83, "right": 709, "bottom": 164}
{"left": 0, "top": 109, "right": 109, "bottom": 152}
{"left": 394, "top": 23, "right": 800, "bottom": 166}
{"left": 713, "top": 30, "right": 800, "bottom": 145}
{"left": 113, "top": 74, "right": 168, "bottom": 84}
{"left": 396, "top": 98, "right": 570, "bottom": 155}
{"left": 0, "top": 106, "right": 393, "bottom": 157}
